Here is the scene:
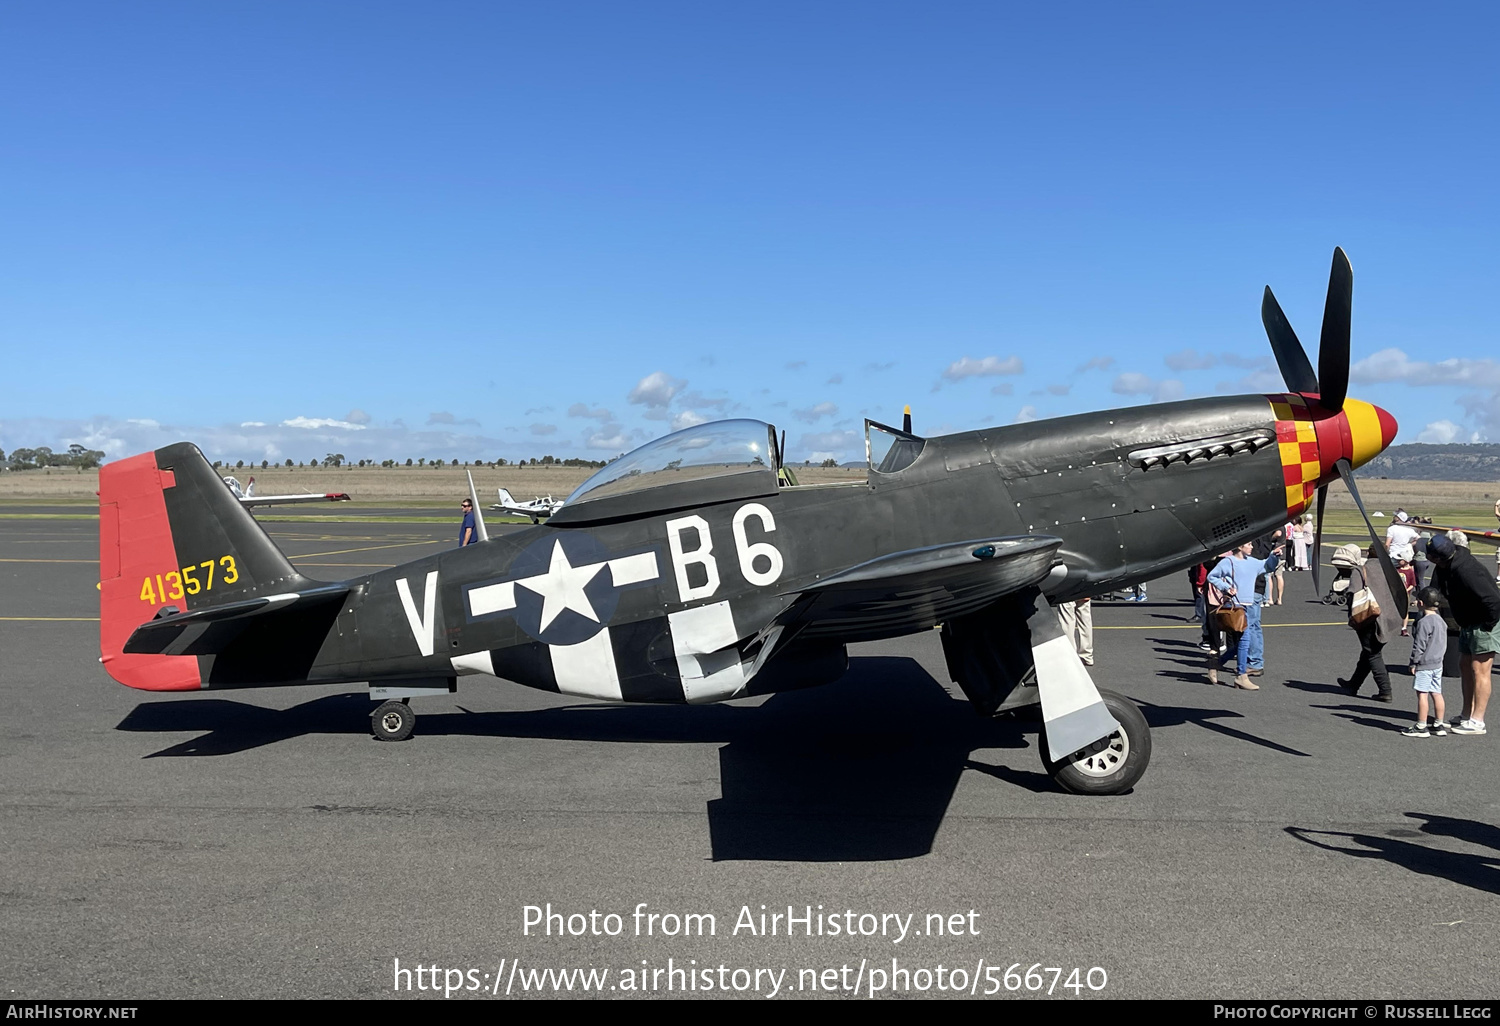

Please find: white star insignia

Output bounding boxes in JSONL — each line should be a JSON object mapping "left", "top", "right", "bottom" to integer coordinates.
{"left": 515, "top": 539, "right": 606, "bottom": 631}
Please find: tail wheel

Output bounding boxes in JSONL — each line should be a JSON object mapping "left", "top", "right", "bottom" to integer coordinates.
{"left": 1041, "top": 689, "right": 1151, "bottom": 795}
{"left": 371, "top": 700, "right": 415, "bottom": 742}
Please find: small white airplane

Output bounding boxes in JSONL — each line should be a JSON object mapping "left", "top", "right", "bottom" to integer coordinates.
{"left": 491, "top": 487, "right": 564, "bottom": 523}
{"left": 222, "top": 475, "right": 352, "bottom": 508}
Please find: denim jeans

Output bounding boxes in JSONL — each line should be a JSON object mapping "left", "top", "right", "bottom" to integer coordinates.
{"left": 1246, "top": 602, "right": 1263, "bottom": 671}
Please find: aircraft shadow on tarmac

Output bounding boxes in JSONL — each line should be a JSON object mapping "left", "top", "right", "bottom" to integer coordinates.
{"left": 117, "top": 657, "right": 1033, "bottom": 862}
{"left": 116, "top": 652, "right": 1311, "bottom": 861}
{"left": 1286, "top": 813, "right": 1500, "bottom": 895}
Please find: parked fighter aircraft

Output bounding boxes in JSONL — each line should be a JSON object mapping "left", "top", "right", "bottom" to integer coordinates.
{"left": 492, "top": 488, "right": 563, "bottom": 523}
{"left": 99, "top": 249, "right": 1402, "bottom": 794}
{"left": 222, "top": 475, "right": 352, "bottom": 508}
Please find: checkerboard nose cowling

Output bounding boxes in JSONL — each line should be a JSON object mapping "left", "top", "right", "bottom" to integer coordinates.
{"left": 1268, "top": 393, "right": 1398, "bottom": 517}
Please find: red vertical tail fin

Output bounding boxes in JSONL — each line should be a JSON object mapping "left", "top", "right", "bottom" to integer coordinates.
{"left": 99, "top": 443, "right": 312, "bottom": 691}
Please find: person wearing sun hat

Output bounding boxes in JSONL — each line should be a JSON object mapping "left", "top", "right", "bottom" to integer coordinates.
{"left": 1335, "top": 543, "right": 1402, "bottom": 702}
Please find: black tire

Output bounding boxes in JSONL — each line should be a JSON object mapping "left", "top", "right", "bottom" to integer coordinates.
{"left": 371, "top": 700, "right": 415, "bottom": 742}
{"left": 1041, "top": 688, "right": 1151, "bottom": 795}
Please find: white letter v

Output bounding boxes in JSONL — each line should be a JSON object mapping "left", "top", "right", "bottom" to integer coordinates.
{"left": 396, "top": 571, "right": 439, "bottom": 657}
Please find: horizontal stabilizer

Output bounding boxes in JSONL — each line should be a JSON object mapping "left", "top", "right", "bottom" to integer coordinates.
{"left": 123, "top": 584, "right": 349, "bottom": 657}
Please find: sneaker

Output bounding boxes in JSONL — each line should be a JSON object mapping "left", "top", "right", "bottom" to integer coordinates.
{"left": 1400, "top": 724, "right": 1430, "bottom": 737}
{"left": 1452, "top": 720, "right": 1488, "bottom": 736}
{"left": 1429, "top": 721, "right": 1449, "bottom": 736}
{"left": 1198, "top": 641, "right": 1213, "bottom": 651}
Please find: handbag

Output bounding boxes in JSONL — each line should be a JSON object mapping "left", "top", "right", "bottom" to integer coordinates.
{"left": 1215, "top": 602, "right": 1247, "bottom": 633}
{"left": 1349, "top": 586, "right": 1381, "bottom": 625}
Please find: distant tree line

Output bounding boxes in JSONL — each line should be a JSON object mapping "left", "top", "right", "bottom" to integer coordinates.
{"left": 1, "top": 444, "right": 107, "bottom": 470}
{"left": 206, "top": 454, "right": 611, "bottom": 471}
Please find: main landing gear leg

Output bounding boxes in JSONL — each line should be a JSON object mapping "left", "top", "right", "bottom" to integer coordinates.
{"left": 940, "top": 588, "right": 1153, "bottom": 795}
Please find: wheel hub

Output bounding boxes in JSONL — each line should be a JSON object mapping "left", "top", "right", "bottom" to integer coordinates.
{"left": 1066, "top": 729, "right": 1128, "bottom": 778}
{"left": 380, "top": 711, "right": 404, "bottom": 733}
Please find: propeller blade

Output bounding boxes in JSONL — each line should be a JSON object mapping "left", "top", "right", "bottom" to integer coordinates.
{"left": 1317, "top": 247, "right": 1352, "bottom": 411}
{"left": 1312, "top": 484, "right": 1327, "bottom": 596}
{"left": 1262, "top": 286, "right": 1319, "bottom": 394}
{"left": 779, "top": 429, "right": 787, "bottom": 466}
{"left": 1335, "top": 458, "right": 1409, "bottom": 622}
{"left": 902, "top": 404, "right": 912, "bottom": 434}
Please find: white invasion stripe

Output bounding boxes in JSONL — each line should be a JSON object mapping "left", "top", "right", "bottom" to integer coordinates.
{"left": 668, "top": 600, "right": 746, "bottom": 704}
{"left": 468, "top": 581, "right": 516, "bottom": 617}
{"left": 550, "top": 630, "right": 622, "bottom": 700}
{"left": 608, "top": 551, "right": 659, "bottom": 587}
{"left": 451, "top": 651, "right": 495, "bottom": 676}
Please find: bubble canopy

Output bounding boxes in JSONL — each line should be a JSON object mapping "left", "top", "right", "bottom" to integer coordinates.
{"left": 549, "top": 419, "right": 780, "bottom": 524}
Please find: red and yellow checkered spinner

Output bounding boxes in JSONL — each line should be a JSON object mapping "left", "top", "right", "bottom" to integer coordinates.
{"left": 1266, "top": 392, "right": 1397, "bottom": 520}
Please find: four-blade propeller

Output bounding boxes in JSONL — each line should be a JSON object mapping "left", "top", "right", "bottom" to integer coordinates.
{"left": 1262, "top": 248, "right": 1406, "bottom": 621}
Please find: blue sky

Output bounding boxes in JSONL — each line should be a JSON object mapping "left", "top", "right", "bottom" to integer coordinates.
{"left": 2, "top": 2, "right": 1497, "bottom": 465}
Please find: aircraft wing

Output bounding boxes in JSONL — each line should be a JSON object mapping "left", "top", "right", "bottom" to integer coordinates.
{"left": 777, "top": 535, "right": 1063, "bottom": 642}
{"left": 240, "top": 492, "right": 352, "bottom": 507}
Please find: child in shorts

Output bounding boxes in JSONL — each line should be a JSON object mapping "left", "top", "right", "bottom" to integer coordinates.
{"left": 1403, "top": 587, "right": 1448, "bottom": 737}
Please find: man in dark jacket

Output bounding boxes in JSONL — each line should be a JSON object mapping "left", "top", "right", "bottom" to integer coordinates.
{"left": 1429, "top": 534, "right": 1500, "bottom": 735}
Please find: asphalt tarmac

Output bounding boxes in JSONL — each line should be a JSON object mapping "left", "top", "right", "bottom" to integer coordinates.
{"left": 3, "top": 511, "right": 1498, "bottom": 1000}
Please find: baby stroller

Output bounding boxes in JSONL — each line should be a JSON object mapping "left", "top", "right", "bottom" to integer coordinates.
{"left": 1322, "top": 550, "right": 1358, "bottom": 605}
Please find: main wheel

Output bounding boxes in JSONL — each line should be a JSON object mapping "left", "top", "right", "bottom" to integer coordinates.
{"left": 1041, "top": 688, "right": 1150, "bottom": 795}
{"left": 371, "top": 700, "right": 415, "bottom": 742}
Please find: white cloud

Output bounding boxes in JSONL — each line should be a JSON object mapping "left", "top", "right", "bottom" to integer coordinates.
{"left": 1046, "top": 383, "right": 1071, "bottom": 396}
{"left": 1350, "top": 348, "right": 1500, "bottom": 389}
{"left": 1111, "top": 373, "right": 1184, "bottom": 402}
{"left": 0, "top": 416, "right": 519, "bottom": 465}
{"left": 628, "top": 371, "right": 687, "bottom": 408}
{"left": 1013, "top": 405, "right": 1039, "bottom": 423}
{"left": 794, "top": 401, "right": 838, "bottom": 423}
{"left": 428, "top": 411, "right": 479, "bottom": 426}
{"left": 942, "top": 355, "right": 1024, "bottom": 381}
{"left": 795, "top": 429, "right": 860, "bottom": 461}
{"left": 991, "top": 383, "right": 1014, "bottom": 396}
{"left": 1165, "top": 348, "right": 1218, "bottom": 371}
{"left": 1077, "top": 356, "right": 1114, "bottom": 372}
{"left": 785, "top": 360, "right": 807, "bottom": 371}
{"left": 826, "top": 373, "right": 843, "bottom": 385}
{"left": 586, "top": 424, "right": 637, "bottom": 451}
{"left": 670, "top": 410, "right": 710, "bottom": 431}
{"left": 568, "top": 403, "right": 614, "bottom": 421}
{"left": 282, "top": 416, "right": 367, "bottom": 430}
{"left": 344, "top": 409, "right": 372, "bottom": 425}
{"left": 529, "top": 423, "right": 557, "bottom": 436}
{"left": 1221, "top": 353, "right": 1274, "bottom": 371}
{"left": 1214, "top": 370, "right": 1285, "bottom": 393}
{"left": 1417, "top": 420, "right": 1466, "bottom": 444}
{"left": 678, "top": 391, "right": 733, "bottom": 413}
